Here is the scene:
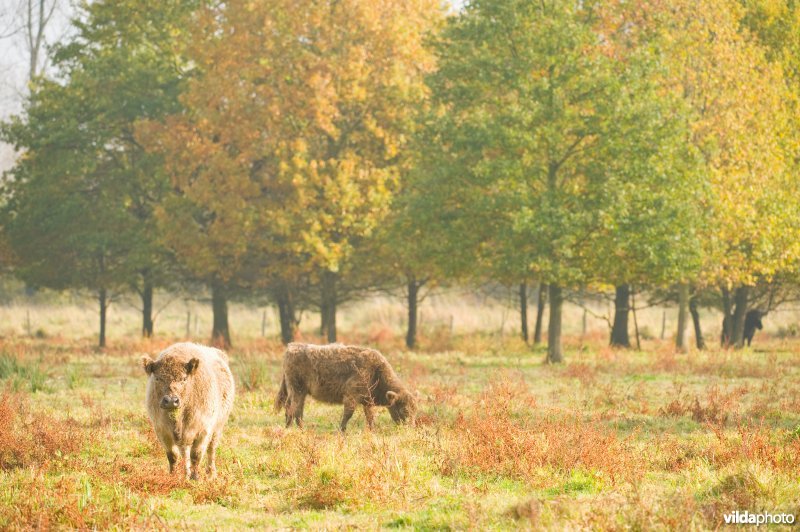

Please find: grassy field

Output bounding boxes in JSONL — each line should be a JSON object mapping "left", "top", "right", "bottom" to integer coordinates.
{"left": 0, "top": 329, "right": 799, "bottom": 529}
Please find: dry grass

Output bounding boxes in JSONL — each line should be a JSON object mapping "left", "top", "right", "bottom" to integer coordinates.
{"left": 0, "top": 327, "right": 799, "bottom": 528}
{"left": 561, "top": 361, "right": 598, "bottom": 386}
{"left": 451, "top": 384, "right": 643, "bottom": 486}
{"left": 0, "top": 470, "right": 152, "bottom": 530}
{"left": 0, "top": 391, "right": 84, "bottom": 470}
{"left": 658, "top": 384, "right": 749, "bottom": 425}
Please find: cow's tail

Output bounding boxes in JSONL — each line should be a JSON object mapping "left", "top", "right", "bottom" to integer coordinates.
{"left": 274, "top": 374, "right": 288, "bottom": 413}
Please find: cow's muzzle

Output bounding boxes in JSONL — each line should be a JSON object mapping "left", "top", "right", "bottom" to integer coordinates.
{"left": 160, "top": 395, "right": 180, "bottom": 410}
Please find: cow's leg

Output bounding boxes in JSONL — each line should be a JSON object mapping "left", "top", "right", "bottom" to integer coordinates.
{"left": 363, "top": 405, "right": 376, "bottom": 430}
{"left": 206, "top": 432, "right": 220, "bottom": 478}
{"left": 285, "top": 394, "right": 295, "bottom": 428}
{"left": 189, "top": 434, "right": 211, "bottom": 480}
{"left": 182, "top": 446, "right": 192, "bottom": 479}
{"left": 158, "top": 432, "right": 179, "bottom": 474}
{"left": 285, "top": 379, "right": 306, "bottom": 428}
{"left": 285, "top": 384, "right": 299, "bottom": 428}
{"left": 340, "top": 397, "right": 357, "bottom": 432}
{"left": 293, "top": 393, "right": 306, "bottom": 428}
{"left": 166, "top": 446, "right": 179, "bottom": 474}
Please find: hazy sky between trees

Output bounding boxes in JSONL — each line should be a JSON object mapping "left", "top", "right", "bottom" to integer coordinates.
{"left": 0, "top": 0, "right": 73, "bottom": 170}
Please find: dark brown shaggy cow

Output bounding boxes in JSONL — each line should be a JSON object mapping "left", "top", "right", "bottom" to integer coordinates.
{"left": 744, "top": 309, "right": 764, "bottom": 347}
{"left": 274, "top": 343, "right": 417, "bottom": 431}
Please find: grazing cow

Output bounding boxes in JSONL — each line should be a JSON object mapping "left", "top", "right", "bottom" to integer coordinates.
{"left": 743, "top": 310, "right": 764, "bottom": 347}
{"left": 274, "top": 343, "right": 417, "bottom": 431}
{"left": 141, "top": 343, "right": 235, "bottom": 479}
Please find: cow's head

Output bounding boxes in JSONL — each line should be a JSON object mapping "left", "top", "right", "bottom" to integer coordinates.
{"left": 750, "top": 310, "right": 765, "bottom": 330}
{"left": 142, "top": 355, "right": 200, "bottom": 411}
{"left": 386, "top": 390, "right": 417, "bottom": 425}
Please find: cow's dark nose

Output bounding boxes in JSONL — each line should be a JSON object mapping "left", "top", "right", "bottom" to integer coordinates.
{"left": 160, "top": 396, "right": 180, "bottom": 410}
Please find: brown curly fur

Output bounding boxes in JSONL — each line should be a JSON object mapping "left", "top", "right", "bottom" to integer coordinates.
{"left": 274, "top": 343, "right": 416, "bottom": 431}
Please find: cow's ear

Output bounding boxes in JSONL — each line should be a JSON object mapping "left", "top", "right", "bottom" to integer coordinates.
{"left": 186, "top": 358, "right": 200, "bottom": 375}
{"left": 141, "top": 356, "right": 156, "bottom": 375}
{"left": 386, "top": 391, "right": 399, "bottom": 405}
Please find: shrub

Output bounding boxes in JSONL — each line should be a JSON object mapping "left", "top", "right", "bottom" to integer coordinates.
{"left": 450, "top": 382, "right": 643, "bottom": 486}
{"left": 0, "top": 391, "right": 84, "bottom": 470}
{"left": 658, "top": 385, "right": 747, "bottom": 425}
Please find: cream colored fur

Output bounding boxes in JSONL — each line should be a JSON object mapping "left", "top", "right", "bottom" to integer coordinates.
{"left": 142, "top": 342, "right": 235, "bottom": 479}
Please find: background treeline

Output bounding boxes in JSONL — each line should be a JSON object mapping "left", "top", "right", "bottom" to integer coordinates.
{"left": 1, "top": 0, "right": 800, "bottom": 361}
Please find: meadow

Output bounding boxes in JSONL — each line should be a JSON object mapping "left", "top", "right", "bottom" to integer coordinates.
{"left": 0, "top": 298, "right": 799, "bottom": 529}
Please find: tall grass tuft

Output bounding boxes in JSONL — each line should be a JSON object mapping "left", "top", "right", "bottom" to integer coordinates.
{"left": 234, "top": 351, "right": 273, "bottom": 392}
{"left": 0, "top": 352, "right": 48, "bottom": 392}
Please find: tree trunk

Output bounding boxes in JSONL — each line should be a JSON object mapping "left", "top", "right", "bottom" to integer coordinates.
{"left": 519, "top": 282, "right": 529, "bottom": 343}
{"left": 610, "top": 284, "right": 631, "bottom": 347}
{"left": 98, "top": 287, "right": 107, "bottom": 349}
{"left": 276, "top": 284, "right": 297, "bottom": 345}
{"left": 319, "top": 300, "right": 329, "bottom": 337}
{"left": 676, "top": 283, "right": 689, "bottom": 352}
{"left": 689, "top": 294, "right": 705, "bottom": 350}
{"left": 321, "top": 270, "right": 337, "bottom": 343}
{"left": 721, "top": 286, "right": 733, "bottom": 347}
{"left": 534, "top": 283, "right": 547, "bottom": 345}
{"left": 141, "top": 278, "right": 154, "bottom": 338}
{"left": 211, "top": 279, "right": 231, "bottom": 348}
{"left": 406, "top": 275, "right": 420, "bottom": 349}
{"left": 24, "top": 0, "right": 57, "bottom": 82}
{"left": 546, "top": 284, "right": 563, "bottom": 363}
{"left": 582, "top": 308, "right": 587, "bottom": 336}
{"left": 631, "top": 287, "right": 641, "bottom": 350}
{"left": 731, "top": 285, "right": 749, "bottom": 348}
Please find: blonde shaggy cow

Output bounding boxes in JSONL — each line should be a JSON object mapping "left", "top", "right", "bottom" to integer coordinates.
{"left": 141, "top": 342, "right": 235, "bottom": 479}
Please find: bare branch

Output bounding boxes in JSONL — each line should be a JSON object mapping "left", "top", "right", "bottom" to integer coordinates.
{"left": 153, "top": 295, "right": 180, "bottom": 322}
{"left": 572, "top": 300, "right": 612, "bottom": 331}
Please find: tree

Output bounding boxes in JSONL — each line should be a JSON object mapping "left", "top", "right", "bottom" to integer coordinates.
{"left": 2, "top": 81, "right": 141, "bottom": 347}
{"left": 139, "top": 0, "right": 442, "bottom": 346}
{"left": 738, "top": 0, "right": 800, "bottom": 86}
{"left": 422, "top": 0, "right": 703, "bottom": 362}
{"left": 394, "top": 102, "right": 512, "bottom": 349}
{"left": 651, "top": 0, "right": 800, "bottom": 348}
{"left": 1, "top": 0, "right": 195, "bottom": 345}
{"left": 378, "top": 186, "right": 441, "bottom": 350}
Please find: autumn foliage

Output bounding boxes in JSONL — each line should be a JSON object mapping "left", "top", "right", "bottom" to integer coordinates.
{"left": 1, "top": 0, "right": 799, "bottom": 353}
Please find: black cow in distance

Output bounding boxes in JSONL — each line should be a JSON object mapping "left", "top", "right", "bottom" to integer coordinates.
{"left": 743, "top": 310, "right": 764, "bottom": 347}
